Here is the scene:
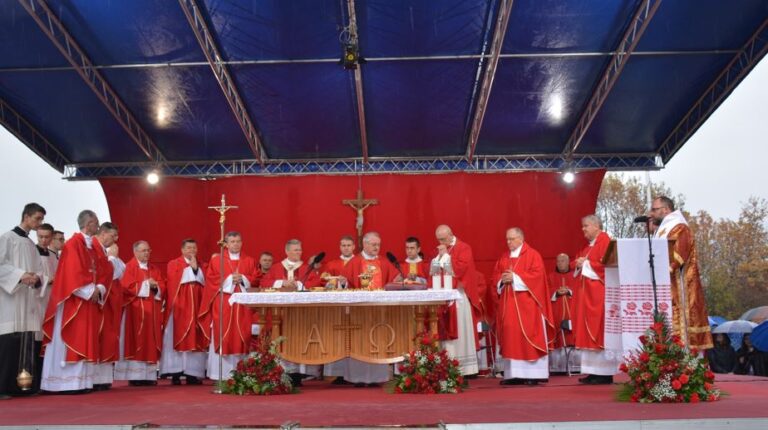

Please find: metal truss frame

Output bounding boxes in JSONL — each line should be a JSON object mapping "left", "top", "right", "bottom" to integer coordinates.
{"left": 465, "top": 0, "right": 514, "bottom": 162}
{"left": 178, "top": 0, "right": 266, "bottom": 163}
{"left": 658, "top": 18, "right": 768, "bottom": 163}
{"left": 63, "top": 154, "right": 661, "bottom": 179}
{"left": 18, "top": 0, "right": 165, "bottom": 163}
{"left": 561, "top": 0, "right": 661, "bottom": 161}
{"left": 0, "top": 97, "right": 69, "bottom": 172}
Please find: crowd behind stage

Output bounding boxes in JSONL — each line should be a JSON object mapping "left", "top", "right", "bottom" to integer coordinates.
{"left": 1, "top": 196, "right": 766, "bottom": 399}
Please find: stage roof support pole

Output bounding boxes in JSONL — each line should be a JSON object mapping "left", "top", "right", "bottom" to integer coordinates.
{"left": 345, "top": 0, "right": 369, "bottom": 162}
{"left": 658, "top": 19, "right": 768, "bottom": 163}
{"left": 465, "top": 0, "right": 515, "bottom": 162}
{"left": 18, "top": 0, "right": 166, "bottom": 164}
{"left": 178, "top": 0, "right": 267, "bottom": 163}
{"left": 561, "top": 0, "right": 661, "bottom": 163}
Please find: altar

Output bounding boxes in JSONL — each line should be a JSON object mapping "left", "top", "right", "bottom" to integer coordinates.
{"left": 230, "top": 289, "right": 461, "bottom": 365}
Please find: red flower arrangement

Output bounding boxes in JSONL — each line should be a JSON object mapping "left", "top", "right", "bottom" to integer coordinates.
{"left": 222, "top": 336, "right": 294, "bottom": 395}
{"left": 619, "top": 317, "right": 720, "bottom": 403}
{"left": 392, "top": 332, "right": 465, "bottom": 394}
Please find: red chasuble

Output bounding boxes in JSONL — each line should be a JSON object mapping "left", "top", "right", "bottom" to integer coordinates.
{"left": 572, "top": 231, "right": 610, "bottom": 351}
{"left": 166, "top": 256, "right": 207, "bottom": 352}
{"left": 121, "top": 258, "right": 165, "bottom": 363}
{"left": 42, "top": 233, "right": 110, "bottom": 363}
{"left": 492, "top": 243, "right": 554, "bottom": 361}
{"left": 322, "top": 258, "right": 349, "bottom": 277}
{"left": 434, "top": 239, "right": 484, "bottom": 345}
{"left": 259, "top": 261, "right": 321, "bottom": 289}
{"left": 199, "top": 253, "right": 256, "bottom": 355}
{"left": 342, "top": 254, "right": 398, "bottom": 289}
{"left": 547, "top": 270, "right": 578, "bottom": 348}
{"left": 96, "top": 241, "right": 120, "bottom": 363}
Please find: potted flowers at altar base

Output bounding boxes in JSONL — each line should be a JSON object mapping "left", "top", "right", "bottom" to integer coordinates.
{"left": 220, "top": 336, "right": 295, "bottom": 395}
{"left": 618, "top": 317, "right": 721, "bottom": 403}
{"left": 390, "top": 332, "right": 466, "bottom": 394}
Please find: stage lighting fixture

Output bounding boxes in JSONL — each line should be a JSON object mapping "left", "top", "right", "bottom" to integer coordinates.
{"left": 562, "top": 170, "right": 575, "bottom": 184}
{"left": 342, "top": 42, "right": 360, "bottom": 70}
{"left": 146, "top": 170, "right": 160, "bottom": 185}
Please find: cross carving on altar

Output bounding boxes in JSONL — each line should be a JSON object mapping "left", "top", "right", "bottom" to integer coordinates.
{"left": 343, "top": 189, "right": 378, "bottom": 248}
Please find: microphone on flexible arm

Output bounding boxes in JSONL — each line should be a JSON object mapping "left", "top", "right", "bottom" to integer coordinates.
{"left": 301, "top": 251, "right": 326, "bottom": 285}
{"left": 386, "top": 251, "right": 406, "bottom": 288}
{"left": 633, "top": 215, "right": 650, "bottom": 223}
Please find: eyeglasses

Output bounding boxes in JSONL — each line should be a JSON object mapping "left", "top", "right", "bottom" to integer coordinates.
{"left": 651, "top": 207, "right": 663, "bottom": 211}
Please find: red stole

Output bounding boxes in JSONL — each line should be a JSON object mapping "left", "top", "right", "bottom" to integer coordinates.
{"left": 200, "top": 252, "right": 256, "bottom": 355}
{"left": 491, "top": 243, "right": 553, "bottom": 360}
{"left": 121, "top": 258, "right": 165, "bottom": 362}
{"left": 42, "top": 233, "right": 109, "bottom": 362}
{"left": 572, "top": 231, "right": 610, "bottom": 350}
{"left": 166, "top": 256, "right": 207, "bottom": 352}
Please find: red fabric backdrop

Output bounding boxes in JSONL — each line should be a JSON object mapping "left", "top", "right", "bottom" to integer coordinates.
{"left": 99, "top": 171, "right": 604, "bottom": 281}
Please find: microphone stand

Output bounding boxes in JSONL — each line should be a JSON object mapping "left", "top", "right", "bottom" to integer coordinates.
{"left": 643, "top": 221, "right": 660, "bottom": 320}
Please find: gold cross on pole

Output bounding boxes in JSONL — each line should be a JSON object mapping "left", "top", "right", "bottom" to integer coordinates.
{"left": 343, "top": 189, "right": 378, "bottom": 248}
{"left": 208, "top": 194, "right": 238, "bottom": 247}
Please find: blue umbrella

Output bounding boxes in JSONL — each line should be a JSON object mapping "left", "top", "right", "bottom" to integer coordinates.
{"left": 709, "top": 316, "right": 726, "bottom": 326}
{"left": 750, "top": 321, "right": 768, "bottom": 352}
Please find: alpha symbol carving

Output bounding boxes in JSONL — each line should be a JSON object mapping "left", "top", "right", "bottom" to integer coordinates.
{"left": 303, "top": 324, "right": 326, "bottom": 355}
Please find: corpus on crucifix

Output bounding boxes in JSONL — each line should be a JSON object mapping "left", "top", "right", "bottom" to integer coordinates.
{"left": 343, "top": 188, "right": 378, "bottom": 248}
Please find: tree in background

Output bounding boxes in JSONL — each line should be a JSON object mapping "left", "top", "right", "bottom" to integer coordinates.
{"left": 597, "top": 174, "right": 768, "bottom": 320}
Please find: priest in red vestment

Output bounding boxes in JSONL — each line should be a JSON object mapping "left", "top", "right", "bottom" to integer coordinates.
{"left": 200, "top": 231, "right": 257, "bottom": 380}
{"left": 260, "top": 239, "right": 321, "bottom": 290}
{"left": 492, "top": 228, "right": 553, "bottom": 386}
{"left": 118, "top": 240, "right": 165, "bottom": 386}
{"left": 326, "top": 232, "right": 395, "bottom": 385}
{"left": 93, "top": 222, "right": 124, "bottom": 391}
{"left": 402, "top": 236, "right": 429, "bottom": 284}
{"left": 432, "top": 225, "right": 480, "bottom": 375}
{"left": 259, "top": 239, "right": 322, "bottom": 385}
{"left": 547, "top": 253, "right": 580, "bottom": 374}
{"left": 651, "top": 196, "right": 712, "bottom": 350}
{"left": 321, "top": 235, "right": 356, "bottom": 384}
{"left": 41, "top": 210, "right": 110, "bottom": 393}
{"left": 572, "top": 215, "right": 613, "bottom": 385}
{"left": 160, "top": 238, "right": 207, "bottom": 385}
{"left": 320, "top": 235, "right": 355, "bottom": 288}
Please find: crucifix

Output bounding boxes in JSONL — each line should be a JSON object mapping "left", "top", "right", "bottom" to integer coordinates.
{"left": 343, "top": 188, "right": 378, "bottom": 248}
{"left": 207, "top": 194, "right": 238, "bottom": 394}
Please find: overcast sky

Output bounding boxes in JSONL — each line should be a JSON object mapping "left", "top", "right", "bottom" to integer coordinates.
{"left": 1, "top": 58, "right": 766, "bottom": 236}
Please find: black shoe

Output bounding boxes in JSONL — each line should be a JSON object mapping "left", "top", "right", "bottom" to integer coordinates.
{"left": 185, "top": 376, "right": 202, "bottom": 385}
{"left": 92, "top": 383, "right": 111, "bottom": 391}
{"left": 500, "top": 378, "right": 524, "bottom": 386}
{"left": 522, "top": 379, "right": 539, "bottom": 386}
{"left": 128, "top": 380, "right": 143, "bottom": 387}
{"left": 171, "top": 376, "right": 181, "bottom": 386}
{"left": 289, "top": 373, "right": 303, "bottom": 387}
{"left": 579, "top": 374, "right": 613, "bottom": 385}
{"left": 53, "top": 389, "right": 92, "bottom": 395}
{"left": 353, "top": 382, "right": 366, "bottom": 388}
{"left": 463, "top": 373, "right": 479, "bottom": 379}
{"left": 144, "top": 380, "right": 158, "bottom": 386}
{"left": 331, "top": 376, "right": 352, "bottom": 385}
{"left": 366, "top": 383, "right": 380, "bottom": 387}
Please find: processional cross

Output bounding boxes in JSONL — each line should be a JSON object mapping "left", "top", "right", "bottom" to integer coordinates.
{"left": 343, "top": 188, "right": 378, "bottom": 248}
{"left": 207, "top": 194, "right": 238, "bottom": 394}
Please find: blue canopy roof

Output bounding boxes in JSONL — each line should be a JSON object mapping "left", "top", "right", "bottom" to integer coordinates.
{"left": 0, "top": 0, "right": 766, "bottom": 178}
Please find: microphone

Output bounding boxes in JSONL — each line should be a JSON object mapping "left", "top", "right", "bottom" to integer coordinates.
{"left": 301, "top": 252, "right": 326, "bottom": 285}
{"left": 633, "top": 215, "right": 650, "bottom": 223}
{"left": 386, "top": 251, "right": 406, "bottom": 285}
